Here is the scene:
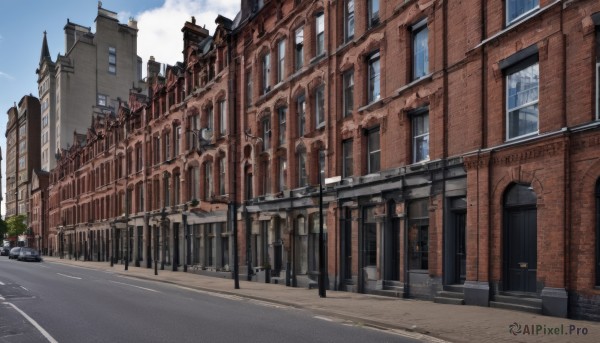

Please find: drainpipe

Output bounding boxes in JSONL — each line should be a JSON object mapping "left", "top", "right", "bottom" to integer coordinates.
{"left": 441, "top": 0, "right": 449, "bottom": 288}
{"left": 560, "top": 5, "right": 569, "bottom": 293}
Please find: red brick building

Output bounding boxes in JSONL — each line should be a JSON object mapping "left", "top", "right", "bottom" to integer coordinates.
{"left": 44, "top": 0, "right": 600, "bottom": 320}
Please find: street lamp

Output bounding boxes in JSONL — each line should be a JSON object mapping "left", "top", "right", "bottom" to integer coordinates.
{"left": 318, "top": 175, "right": 341, "bottom": 298}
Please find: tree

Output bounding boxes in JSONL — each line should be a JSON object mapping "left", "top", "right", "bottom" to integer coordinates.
{"left": 6, "top": 214, "right": 27, "bottom": 237}
{"left": 0, "top": 217, "right": 7, "bottom": 239}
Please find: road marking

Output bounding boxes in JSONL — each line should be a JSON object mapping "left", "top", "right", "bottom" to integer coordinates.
{"left": 20, "top": 286, "right": 29, "bottom": 291}
{"left": 56, "top": 273, "right": 82, "bottom": 280}
{"left": 314, "top": 315, "right": 333, "bottom": 322}
{"left": 6, "top": 302, "right": 58, "bottom": 343}
{"left": 0, "top": 281, "right": 5, "bottom": 285}
{"left": 110, "top": 280, "right": 159, "bottom": 293}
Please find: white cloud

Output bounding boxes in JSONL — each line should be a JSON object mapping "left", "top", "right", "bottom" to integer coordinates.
{"left": 0, "top": 71, "right": 14, "bottom": 80}
{"left": 127, "top": 0, "right": 239, "bottom": 70}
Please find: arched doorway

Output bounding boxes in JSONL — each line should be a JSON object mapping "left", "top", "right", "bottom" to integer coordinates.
{"left": 503, "top": 183, "right": 537, "bottom": 293}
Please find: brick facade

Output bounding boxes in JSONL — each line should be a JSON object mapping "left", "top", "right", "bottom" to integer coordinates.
{"left": 40, "top": 0, "right": 600, "bottom": 320}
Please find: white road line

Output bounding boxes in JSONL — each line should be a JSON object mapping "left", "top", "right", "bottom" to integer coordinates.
{"left": 110, "top": 280, "right": 159, "bottom": 293}
{"left": 0, "top": 296, "right": 5, "bottom": 301}
{"left": 56, "top": 273, "right": 82, "bottom": 280}
{"left": 20, "top": 286, "right": 29, "bottom": 291}
{"left": 6, "top": 302, "right": 58, "bottom": 343}
{"left": 314, "top": 315, "right": 333, "bottom": 322}
{"left": 0, "top": 281, "right": 5, "bottom": 285}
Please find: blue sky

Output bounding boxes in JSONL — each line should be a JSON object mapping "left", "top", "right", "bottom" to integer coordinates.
{"left": 0, "top": 0, "right": 239, "bottom": 215}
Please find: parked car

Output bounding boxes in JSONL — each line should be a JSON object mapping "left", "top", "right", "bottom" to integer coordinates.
{"left": 8, "top": 247, "right": 22, "bottom": 259}
{"left": 17, "top": 248, "right": 42, "bottom": 262}
{"left": 0, "top": 246, "right": 10, "bottom": 256}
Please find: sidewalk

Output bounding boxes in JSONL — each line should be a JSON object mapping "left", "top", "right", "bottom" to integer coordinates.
{"left": 45, "top": 257, "right": 599, "bottom": 343}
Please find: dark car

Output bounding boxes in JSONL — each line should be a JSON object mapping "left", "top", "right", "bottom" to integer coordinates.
{"left": 8, "top": 247, "right": 22, "bottom": 259}
{"left": 18, "top": 248, "right": 42, "bottom": 262}
{"left": 0, "top": 246, "right": 9, "bottom": 256}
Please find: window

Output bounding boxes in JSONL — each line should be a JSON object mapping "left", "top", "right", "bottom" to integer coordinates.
{"left": 42, "top": 115, "right": 49, "bottom": 128}
{"left": 262, "top": 52, "right": 271, "bottom": 94}
{"left": 298, "top": 151, "right": 307, "bottom": 187}
{"left": 412, "top": 20, "right": 429, "bottom": 80}
{"left": 318, "top": 149, "right": 326, "bottom": 184}
{"left": 204, "top": 162, "right": 213, "bottom": 200}
{"left": 368, "top": 0, "right": 380, "bottom": 27}
{"left": 368, "top": 52, "right": 381, "bottom": 103}
{"left": 345, "top": 0, "right": 355, "bottom": 42}
{"left": 315, "top": 85, "right": 325, "bottom": 128}
{"left": 367, "top": 127, "right": 380, "bottom": 174}
{"left": 174, "top": 126, "right": 181, "bottom": 156}
{"left": 342, "top": 139, "right": 353, "bottom": 178}
{"left": 165, "top": 132, "right": 171, "bottom": 160}
{"left": 412, "top": 110, "right": 429, "bottom": 163}
{"left": 297, "top": 94, "right": 306, "bottom": 136}
{"left": 218, "top": 100, "right": 226, "bottom": 136}
{"left": 408, "top": 199, "right": 429, "bottom": 270}
{"left": 315, "top": 13, "right": 325, "bottom": 56}
{"left": 98, "top": 94, "right": 108, "bottom": 107}
{"left": 207, "top": 106, "right": 214, "bottom": 132}
{"left": 277, "top": 39, "right": 286, "bottom": 83}
{"left": 189, "top": 115, "right": 199, "bottom": 150}
{"left": 364, "top": 207, "right": 377, "bottom": 266}
{"left": 506, "top": 0, "right": 539, "bottom": 25}
{"left": 278, "top": 107, "right": 287, "bottom": 145}
{"left": 295, "top": 27, "right": 304, "bottom": 71}
{"left": 173, "top": 174, "right": 180, "bottom": 205}
{"left": 262, "top": 117, "right": 271, "bottom": 151}
{"left": 506, "top": 59, "right": 539, "bottom": 140}
{"left": 343, "top": 70, "right": 354, "bottom": 117}
{"left": 219, "top": 158, "right": 226, "bottom": 196}
{"left": 261, "top": 159, "right": 271, "bottom": 195}
{"left": 164, "top": 175, "right": 171, "bottom": 207}
{"left": 190, "top": 166, "right": 200, "bottom": 200}
{"left": 108, "top": 47, "right": 116, "bottom": 74}
{"left": 278, "top": 157, "right": 287, "bottom": 192}
{"left": 153, "top": 136, "right": 160, "bottom": 165}
{"left": 136, "top": 145, "right": 143, "bottom": 172}
{"left": 246, "top": 70, "right": 253, "bottom": 108}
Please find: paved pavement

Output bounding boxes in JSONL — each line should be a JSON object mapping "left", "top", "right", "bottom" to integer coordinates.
{"left": 43, "top": 257, "right": 599, "bottom": 343}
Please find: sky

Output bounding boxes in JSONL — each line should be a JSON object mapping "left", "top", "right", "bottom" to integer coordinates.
{"left": 0, "top": 0, "right": 239, "bottom": 216}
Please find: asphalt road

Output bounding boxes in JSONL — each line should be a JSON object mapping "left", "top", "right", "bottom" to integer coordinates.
{"left": 0, "top": 256, "right": 420, "bottom": 343}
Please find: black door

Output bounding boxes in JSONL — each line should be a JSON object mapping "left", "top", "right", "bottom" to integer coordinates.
{"left": 342, "top": 209, "right": 352, "bottom": 280}
{"left": 454, "top": 211, "right": 466, "bottom": 284}
{"left": 505, "top": 207, "right": 537, "bottom": 292}
{"left": 173, "top": 225, "right": 180, "bottom": 266}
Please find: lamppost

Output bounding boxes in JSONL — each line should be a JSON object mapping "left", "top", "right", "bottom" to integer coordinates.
{"left": 183, "top": 204, "right": 188, "bottom": 272}
{"left": 318, "top": 174, "right": 326, "bottom": 298}
{"left": 318, "top": 175, "right": 341, "bottom": 298}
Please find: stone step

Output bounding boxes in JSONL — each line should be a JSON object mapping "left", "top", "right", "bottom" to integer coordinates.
{"left": 436, "top": 290, "right": 464, "bottom": 299}
{"left": 370, "top": 289, "right": 404, "bottom": 298}
{"left": 434, "top": 296, "right": 465, "bottom": 305}
{"left": 494, "top": 294, "right": 542, "bottom": 308}
{"left": 444, "top": 284, "right": 465, "bottom": 293}
{"left": 490, "top": 301, "right": 542, "bottom": 314}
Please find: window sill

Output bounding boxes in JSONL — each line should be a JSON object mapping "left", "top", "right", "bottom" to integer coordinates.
{"left": 358, "top": 98, "right": 385, "bottom": 114}
{"left": 310, "top": 53, "right": 327, "bottom": 65}
{"left": 395, "top": 73, "right": 433, "bottom": 97}
{"left": 471, "top": 0, "right": 560, "bottom": 52}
